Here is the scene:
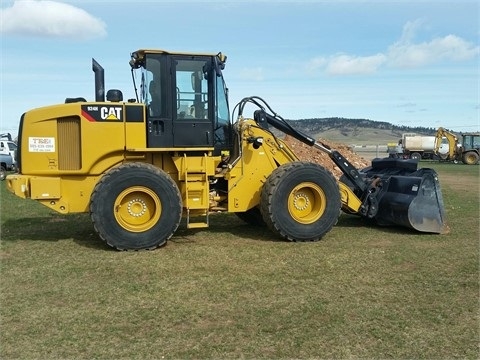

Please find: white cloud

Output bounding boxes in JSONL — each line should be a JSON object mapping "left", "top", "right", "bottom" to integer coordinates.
{"left": 325, "top": 54, "right": 387, "bottom": 75}
{"left": 306, "top": 18, "right": 479, "bottom": 75}
{"left": 387, "top": 34, "right": 479, "bottom": 68}
{"left": 0, "top": 0, "right": 107, "bottom": 40}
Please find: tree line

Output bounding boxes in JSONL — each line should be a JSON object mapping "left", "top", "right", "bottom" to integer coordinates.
{"left": 288, "top": 117, "right": 437, "bottom": 135}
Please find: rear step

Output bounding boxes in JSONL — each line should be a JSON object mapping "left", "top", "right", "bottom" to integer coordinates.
{"left": 186, "top": 209, "right": 209, "bottom": 229}
{"left": 187, "top": 222, "right": 209, "bottom": 229}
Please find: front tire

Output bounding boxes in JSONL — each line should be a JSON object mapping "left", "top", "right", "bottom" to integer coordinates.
{"left": 260, "top": 162, "right": 341, "bottom": 242}
{"left": 90, "top": 163, "right": 182, "bottom": 250}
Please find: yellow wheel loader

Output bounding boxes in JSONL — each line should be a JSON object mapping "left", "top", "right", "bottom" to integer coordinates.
{"left": 6, "top": 49, "right": 447, "bottom": 250}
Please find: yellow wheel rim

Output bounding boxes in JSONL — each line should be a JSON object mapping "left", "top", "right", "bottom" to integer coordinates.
{"left": 114, "top": 186, "right": 162, "bottom": 232}
{"left": 287, "top": 182, "right": 327, "bottom": 224}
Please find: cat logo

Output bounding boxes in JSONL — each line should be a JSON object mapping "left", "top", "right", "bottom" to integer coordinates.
{"left": 101, "top": 106, "right": 122, "bottom": 120}
{"left": 81, "top": 105, "right": 124, "bottom": 122}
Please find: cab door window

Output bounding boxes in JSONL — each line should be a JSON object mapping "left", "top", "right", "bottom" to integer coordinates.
{"left": 175, "top": 60, "right": 209, "bottom": 120}
{"left": 172, "top": 57, "right": 213, "bottom": 147}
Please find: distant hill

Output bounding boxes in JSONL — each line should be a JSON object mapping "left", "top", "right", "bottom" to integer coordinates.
{"left": 281, "top": 117, "right": 438, "bottom": 145}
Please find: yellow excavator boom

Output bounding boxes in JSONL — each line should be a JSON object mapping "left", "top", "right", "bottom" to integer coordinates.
{"left": 434, "top": 127, "right": 458, "bottom": 160}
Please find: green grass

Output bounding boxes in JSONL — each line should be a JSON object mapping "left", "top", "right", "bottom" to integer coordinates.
{"left": 1, "top": 163, "right": 479, "bottom": 359}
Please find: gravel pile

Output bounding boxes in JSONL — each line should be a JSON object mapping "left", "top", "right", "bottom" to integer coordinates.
{"left": 283, "top": 135, "right": 371, "bottom": 180}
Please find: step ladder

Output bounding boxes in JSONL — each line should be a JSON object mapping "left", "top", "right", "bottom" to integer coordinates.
{"left": 182, "top": 154, "right": 210, "bottom": 229}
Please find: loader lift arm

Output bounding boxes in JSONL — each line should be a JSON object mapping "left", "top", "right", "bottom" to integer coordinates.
{"left": 237, "top": 96, "right": 367, "bottom": 193}
{"left": 235, "top": 96, "right": 380, "bottom": 218}
{"left": 252, "top": 108, "right": 382, "bottom": 218}
{"left": 254, "top": 110, "right": 367, "bottom": 191}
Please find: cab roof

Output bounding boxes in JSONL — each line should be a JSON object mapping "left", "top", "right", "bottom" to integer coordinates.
{"left": 130, "top": 49, "right": 227, "bottom": 69}
{"left": 133, "top": 49, "right": 222, "bottom": 57}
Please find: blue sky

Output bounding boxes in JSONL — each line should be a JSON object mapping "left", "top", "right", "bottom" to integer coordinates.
{"left": 1, "top": 0, "right": 479, "bottom": 138}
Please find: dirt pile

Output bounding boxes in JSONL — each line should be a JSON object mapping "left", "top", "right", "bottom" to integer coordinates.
{"left": 283, "top": 135, "right": 371, "bottom": 180}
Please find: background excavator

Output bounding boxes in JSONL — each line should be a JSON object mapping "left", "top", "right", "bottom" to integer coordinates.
{"left": 7, "top": 49, "right": 447, "bottom": 250}
{"left": 434, "top": 127, "right": 480, "bottom": 165}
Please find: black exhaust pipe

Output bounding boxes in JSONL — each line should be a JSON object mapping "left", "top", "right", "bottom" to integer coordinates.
{"left": 92, "top": 58, "right": 105, "bottom": 102}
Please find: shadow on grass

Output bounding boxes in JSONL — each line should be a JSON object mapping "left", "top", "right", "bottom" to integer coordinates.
{"left": 172, "top": 213, "right": 280, "bottom": 244}
{"left": 337, "top": 213, "right": 443, "bottom": 238}
{"left": 1, "top": 210, "right": 436, "bottom": 252}
{"left": 1, "top": 213, "right": 111, "bottom": 250}
{"left": 0, "top": 212, "right": 282, "bottom": 251}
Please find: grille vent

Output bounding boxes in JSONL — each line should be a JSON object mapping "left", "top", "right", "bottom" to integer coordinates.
{"left": 57, "top": 117, "right": 81, "bottom": 170}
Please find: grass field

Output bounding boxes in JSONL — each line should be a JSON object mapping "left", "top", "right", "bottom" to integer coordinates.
{"left": 1, "top": 163, "right": 479, "bottom": 359}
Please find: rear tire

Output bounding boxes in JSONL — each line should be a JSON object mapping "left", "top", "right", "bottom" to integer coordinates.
{"left": 410, "top": 152, "right": 422, "bottom": 160}
{"left": 0, "top": 166, "right": 6, "bottom": 181}
{"left": 462, "top": 151, "right": 479, "bottom": 165}
{"left": 260, "top": 162, "right": 341, "bottom": 242}
{"left": 90, "top": 163, "right": 182, "bottom": 250}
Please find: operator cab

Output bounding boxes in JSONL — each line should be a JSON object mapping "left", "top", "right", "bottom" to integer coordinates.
{"left": 130, "top": 49, "right": 232, "bottom": 155}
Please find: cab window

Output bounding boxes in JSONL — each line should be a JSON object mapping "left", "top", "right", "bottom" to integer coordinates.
{"left": 175, "top": 59, "right": 209, "bottom": 120}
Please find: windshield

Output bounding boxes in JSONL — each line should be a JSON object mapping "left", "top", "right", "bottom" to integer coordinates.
{"left": 214, "top": 74, "right": 230, "bottom": 147}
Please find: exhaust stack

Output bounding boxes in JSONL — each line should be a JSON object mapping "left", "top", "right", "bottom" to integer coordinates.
{"left": 92, "top": 58, "right": 105, "bottom": 102}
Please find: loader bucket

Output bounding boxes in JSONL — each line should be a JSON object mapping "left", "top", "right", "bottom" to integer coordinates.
{"left": 363, "top": 159, "right": 447, "bottom": 234}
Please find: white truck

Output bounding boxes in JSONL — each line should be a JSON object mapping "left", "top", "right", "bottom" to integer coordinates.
{"left": 399, "top": 133, "right": 449, "bottom": 160}
{"left": 0, "top": 153, "right": 14, "bottom": 181}
{"left": 0, "top": 133, "right": 17, "bottom": 170}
